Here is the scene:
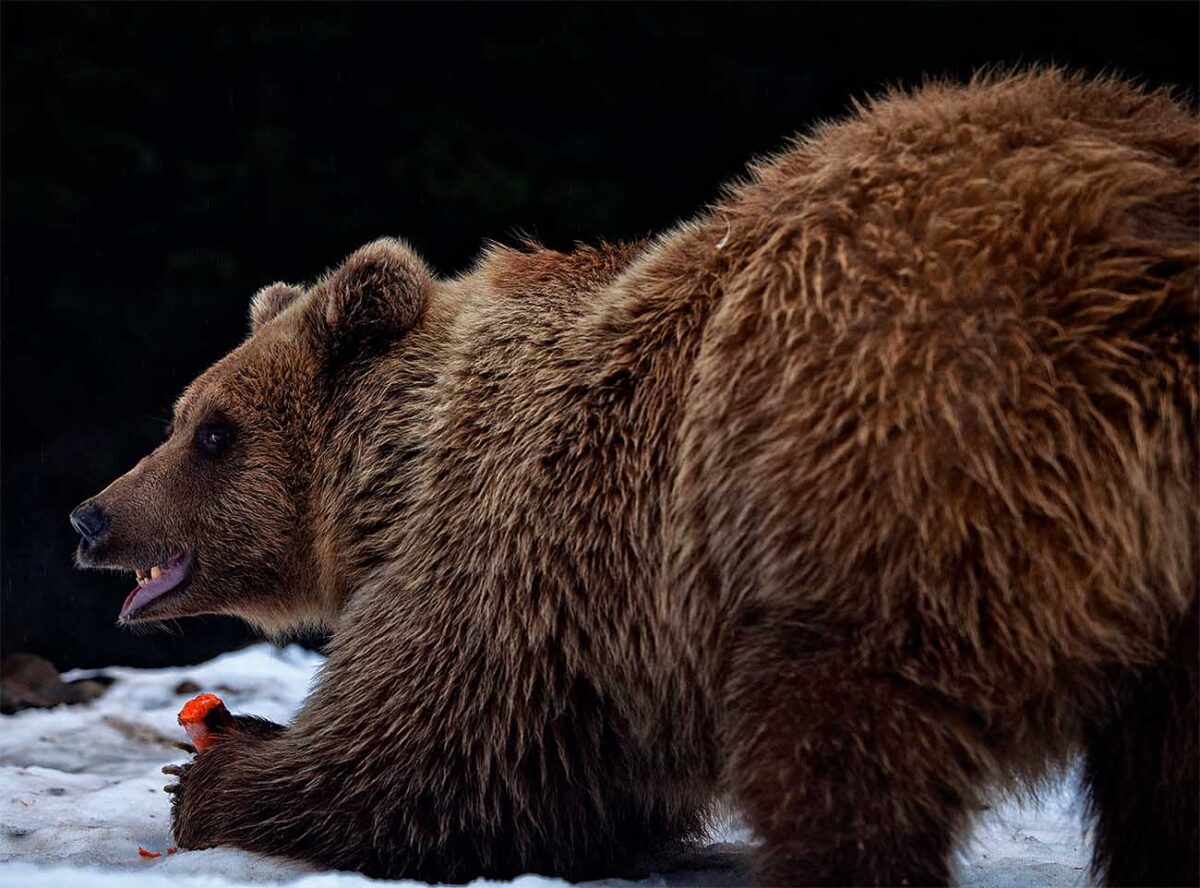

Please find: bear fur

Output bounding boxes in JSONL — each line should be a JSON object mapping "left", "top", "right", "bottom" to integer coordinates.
{"left": 76, "top": 70, "right": 1198, "bottom": 885}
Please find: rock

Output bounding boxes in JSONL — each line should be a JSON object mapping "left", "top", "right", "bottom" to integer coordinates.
{"left": 1, "top": 653, "right": 112, "bottom": 714}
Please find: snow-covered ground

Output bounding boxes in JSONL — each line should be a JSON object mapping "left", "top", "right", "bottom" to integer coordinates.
{"left": 0, "top": 644, "right": 1091, "bottom": 888}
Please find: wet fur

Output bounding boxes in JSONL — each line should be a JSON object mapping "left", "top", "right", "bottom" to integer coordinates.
{"left": 110, "top": 70, "right": 1199, "bottom": 884}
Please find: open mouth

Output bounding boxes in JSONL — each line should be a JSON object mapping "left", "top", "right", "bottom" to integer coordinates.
{"left": 120, "top": 550, "right": 193, "bottom": 621}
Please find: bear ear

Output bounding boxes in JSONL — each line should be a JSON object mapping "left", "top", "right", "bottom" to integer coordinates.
{"left": 311, "top": 237, "right": 432, "bottom": 351}
{"left": 249, "top": 282, "right": 306, "bottom": 332}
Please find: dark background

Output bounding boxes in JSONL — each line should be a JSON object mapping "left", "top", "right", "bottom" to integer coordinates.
{"left": 3, "top": 2, "right": 1197, "bottom": 670}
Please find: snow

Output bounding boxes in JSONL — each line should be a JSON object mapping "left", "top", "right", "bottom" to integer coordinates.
{"left": 0, "top": 644, "right": 1091, "bottom": 887}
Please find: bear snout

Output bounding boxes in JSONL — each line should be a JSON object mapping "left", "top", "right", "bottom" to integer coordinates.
{"left": 69, "top": 501, "right": 111, "bottom": 545}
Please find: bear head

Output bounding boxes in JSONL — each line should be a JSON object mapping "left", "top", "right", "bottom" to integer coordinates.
{"left": 70, "top": 237, "right": 433, "bottom": 633}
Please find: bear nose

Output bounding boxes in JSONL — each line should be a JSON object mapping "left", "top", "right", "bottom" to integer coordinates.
{"left": 70, "top": 502, "right": 111, "bottom": 542}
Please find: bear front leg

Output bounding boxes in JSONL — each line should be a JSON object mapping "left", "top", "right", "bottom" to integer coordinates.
{"left": 722, "top": 625, "right": 986, "bottom": 886}
{"left": 166, "top": 714, "right": 394, "bottom": 874}
{"left": 166, "top": 714, "right": 293, "bottom": 852}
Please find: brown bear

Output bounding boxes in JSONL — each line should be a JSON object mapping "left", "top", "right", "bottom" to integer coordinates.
{"left": 72, "top": 69, "right": 1198, "bottom": 886}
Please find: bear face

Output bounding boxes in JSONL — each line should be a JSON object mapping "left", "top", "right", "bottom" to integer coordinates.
{"left": 72, "top": 238, "right": 433, "bottom": 632}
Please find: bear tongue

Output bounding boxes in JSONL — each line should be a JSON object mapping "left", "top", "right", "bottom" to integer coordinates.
{"left": 119, "top": 553, "right": 192, "bottom": 620}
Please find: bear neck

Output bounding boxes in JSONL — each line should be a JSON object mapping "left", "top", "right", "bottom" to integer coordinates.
{"left": 306, "top": 295, "right": 457, "bottom": 625}
{"left": 311, "top": 236, "right": 722, "bottom": 654}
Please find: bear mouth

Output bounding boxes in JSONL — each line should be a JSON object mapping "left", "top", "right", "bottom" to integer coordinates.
{"left": 120, "top": 550, "right": 193, "bottom": 621}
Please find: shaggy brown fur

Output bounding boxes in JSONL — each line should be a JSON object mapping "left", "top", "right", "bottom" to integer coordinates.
{"left": 74, "top": 70, "right": 1198, "bottom": 885}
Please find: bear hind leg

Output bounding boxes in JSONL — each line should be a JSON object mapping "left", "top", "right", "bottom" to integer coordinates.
{"left": 1083, "top": 607, "right": 1199, "bottom": 887}
{"left": 723, "top": 630, "right": 987, "bottom": 886}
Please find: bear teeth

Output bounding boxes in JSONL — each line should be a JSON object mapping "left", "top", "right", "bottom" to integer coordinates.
{"left": 134, "top": 560, "right": 173, "bottom": 586}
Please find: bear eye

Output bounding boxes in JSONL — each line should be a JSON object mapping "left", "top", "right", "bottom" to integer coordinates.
{"left": 195, "top": 420, "right": 233, "bottom": 457}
